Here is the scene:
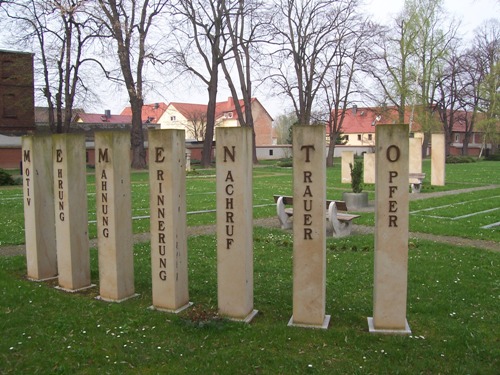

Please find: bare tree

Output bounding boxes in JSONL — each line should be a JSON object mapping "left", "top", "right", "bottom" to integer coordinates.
{"left": 167, "top": 0, "right": 226, "bottom": 167}
{"left": 369, "top": 10, "right": 420, "bottom": 124}
{"left": 268, "top": 0, "right": 352, "bottom": 126}
{"left": 184, "top": 109, "right": 207, "bottom": 141}
{"left": 471, "top": 20, "right": 500, "bottom": 156}
{"left": 219, "top": 0, "right": 266, "bottom": 164}
{"left": 435, "top": 50, "right": 466, "bottom": 156}
{"left": 312, "top": 3, "right": 374, "bottom": 167}
{"left": 411, "top": 0, "right": 457, "bottom": 155}
{"left": 2, "top": 0, "right": 98, "bottom": 133}
{"left": 94, "top": 0, "right": 168, "bottom": 169}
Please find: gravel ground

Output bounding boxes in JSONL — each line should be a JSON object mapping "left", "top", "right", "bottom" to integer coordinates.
{"left": 1, "top": 185, "right": 498, "bottom": 256}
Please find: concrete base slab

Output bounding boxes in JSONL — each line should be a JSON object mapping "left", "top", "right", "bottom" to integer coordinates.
{"left": 28, "top": 276, "right": 58, "bottom": 282}
{"left": 288, "top": 315, "right": 331, "bottom": 330}
{"left": 149, "top": 301, "right": 194, "bottom": 314}
{"left": 225, "top": 309, "right": 259, "bottom": 324}
{"left": 96, "top": 293, "right": 140, "bottom": 303}
{"left": 55, "top": 284, "right": 96, "bottom": 293}
{"left": 367, "top": 317, "right": 412, "bottom": 335}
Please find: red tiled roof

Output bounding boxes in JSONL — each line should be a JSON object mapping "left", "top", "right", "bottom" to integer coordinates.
{"left": 338, "top": 106, "right": 417, "bottom": 134}
{"left": 168, "top": 102, "right": 208, "bottom": 120}
{"left": 167, "top": 97, "right": 258, "bottom": 121}
{"left": 75, "top": 112, "right": 132, "bottom": 124}
{"left": 338, "top": 105, "right": 496, "bottom": 134}
{"left": 120, "top": 102, "right": 168, "bottom": 123}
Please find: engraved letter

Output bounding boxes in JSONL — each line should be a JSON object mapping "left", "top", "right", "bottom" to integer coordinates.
{"left": 389, "top": 171, "right": 398, "bottom": 183}
{"left": 386, "top": 145, "right": 400, "bottom": 162}
{"left": 301, "top": 145, "right": 315, "bottom": 162}
{"left": 389, "top": 215, "right": 398, "bottom": 227}
{"left": 304, "top": 214, "right": 312, "bottom": 225}
{"left": 303, "top": 171, "right": 312, "bottom": 183}
{"left": 389, "top": 185, "right": 398, "bottom": 198}
{"left": 223, "top": 146, "right": 236, "bottom": 162}
{"left": 389, "top": 200, "right": 398, "bottom": 213}
{"left": 98, "top": 148, "right": 109, "bottom": 163}
{"left": 159, "top": 270, "right": 167, "bottom": 281}
{"left": 155, "top": 147, "right": 165, "bottom": 163}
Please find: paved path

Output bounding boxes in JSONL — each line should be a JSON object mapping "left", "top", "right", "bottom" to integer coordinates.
{"left": 1, "top": 185, "right": 499, "bottom": 256}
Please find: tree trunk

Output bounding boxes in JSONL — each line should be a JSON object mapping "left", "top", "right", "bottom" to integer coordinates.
{"left": 326, "top": 130, "right": 337, "bottom": 167}
{"left": 462, "top": 137, "right": 470, "bottom": 156}
{"left": 130, "top": 98, "right": 146, "bottom": 169}
{"left": 421, "top": 132, "right": 430, "bottom": 158}
{"left": 201, "top": 78, "right": 218, "bottom": 168}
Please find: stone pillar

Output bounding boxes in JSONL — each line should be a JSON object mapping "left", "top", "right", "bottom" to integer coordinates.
{"left": 216, "top": 127, "right": 257, "bottom": 322}
{"left": 368, "top": 124, "right": 411, "bottom": 335}
{"left": 431, "top": 133, "right": 445, "bottom": 186}
{"left": 185, "top": 148, "right": 191, "bottom": 172}
{"left": 409, "top": 137, "right": 422, "bottom": 174}
{"left": 53, "top": 134, "right": 92, "bottom": 292}
{"left": 149, "top": 129, "right": 191, "bottom": 313}
{"left": 289, "top": 125, "right": 330, "bottom": 329}
{"left": 22, "top": 135, "right": 57, "bottom": 281}
{"left": 363, "top": 152, "right": 375, "bottom": 184}
{"left": 341, "top": 151, "right": 354, "bottom": 183}
{"left": 95, "top": 131, "right": 136, "bottom": 302}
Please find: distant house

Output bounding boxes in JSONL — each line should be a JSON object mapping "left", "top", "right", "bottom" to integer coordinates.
{"left": 75, "top": 110, "right": 132, "bottom": 127}
{"left": 336, "top": 105, "right": 496, "bottom": 156}
{"left": 159, "top": 97, "right": 274, "bottom": 146}
{"left": 0, "top": 50, "right": 35, "bottom": 134}
{"left": 120, "top": 102, "right": 168, "bottom": 126}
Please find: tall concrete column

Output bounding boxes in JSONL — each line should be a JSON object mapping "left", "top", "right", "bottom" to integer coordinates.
{"left": 341, "top": 151, "right": 354, "bottom": 183}
{"left": 369, "top": 124, "right": 411, "bottom": 335}
{"left": 53, "top": 134, "right": 92, "bottom": 292}
{"left": 289, "top": 125, "right": 329, "bottom": 329}
{"left": 95, "top": 131, "right": 136, "bottom": 302}
{"left": 22, "top": 135, "right": 57, "bottom": 281}
{"left": 149, "top": 129, "right": 191, "bottom": 313}
{"left": 216, "top": 127, "right": 257, "bottom": 322}
{"left": 431, "top": 133, "right": 446, "bottom": 186}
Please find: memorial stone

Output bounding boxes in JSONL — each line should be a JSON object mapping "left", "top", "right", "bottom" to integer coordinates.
{"left": 368, "top": 124, "right": 411, "bottom": 335}
{"left": 363, "top": 152, "right": 375, "bottom": 184}
{"left": 95, "top": 131, "right": 136, "bottom": 302}
{"left": 53, "top": 134, "right": 92, "bottom": 292}
{"left": 216, "top": 127, "right": 257, "bottom": 322}
{"left": 409, "top": 137, "right": 422, "bottom": 174}
{"left": 341, "top": 151, "right": 354, "bottom": 183}
{"left": 22, "top": 135, "right": 57, "bottom": 281}
{"left": 431, "top": 133, "right": 445, "bottom": 186}
{"left": 289, "top": 125, "right": 330, "bottom": 329}
{"left": 149, "top": 129, "right": 191, "bottom": 313}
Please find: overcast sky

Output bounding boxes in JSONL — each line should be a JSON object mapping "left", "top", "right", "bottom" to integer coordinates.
{"left": 1, "top": 0, "right": 498, "bottom": 117}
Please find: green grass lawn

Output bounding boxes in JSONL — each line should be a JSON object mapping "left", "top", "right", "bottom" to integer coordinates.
{"left": 0, "top": 229, "right": 498, "bottom": 373}
{"left": 0, "top": 159, "right": 499, "bottom": 373}
{"left": 1, "top": 159, "right": 499, "bottom": 246}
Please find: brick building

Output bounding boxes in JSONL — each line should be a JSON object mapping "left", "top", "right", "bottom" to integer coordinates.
{"left": 0, "top": 50, "right": 35, "bottom": 134}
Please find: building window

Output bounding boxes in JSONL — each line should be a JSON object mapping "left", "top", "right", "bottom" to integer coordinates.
{"left": 269, "top": 149, "right": 273, "bottom": 156}
{"left": 1, "top": 60, "right": 14, "bottom": 80}
{"left": 455, "top": 134, "right": 459, "bottom": 142}
{"left": 170, "top": 115, "right": 176, "bottom": 121}
{"left": 2, "top": 94, "right": 17, "bottom": 118}
{"left": 368, "top": 134, "right": 373, "bottom": 141}
{"left": 357, "top": 134, "right": 362, "bottom": 141}
{"left": 224, "top": 112, "right": 233, "bottom": 119}
{"left": 345, "top": 135, "right": 349, "bottom": 141}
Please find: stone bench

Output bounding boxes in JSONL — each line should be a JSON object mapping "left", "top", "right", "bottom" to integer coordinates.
{"left": 273, "top": 195, "right": 360, "bottom": 238}
{"left": 409, "top": 172, "right": 426, "bottom": 193}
